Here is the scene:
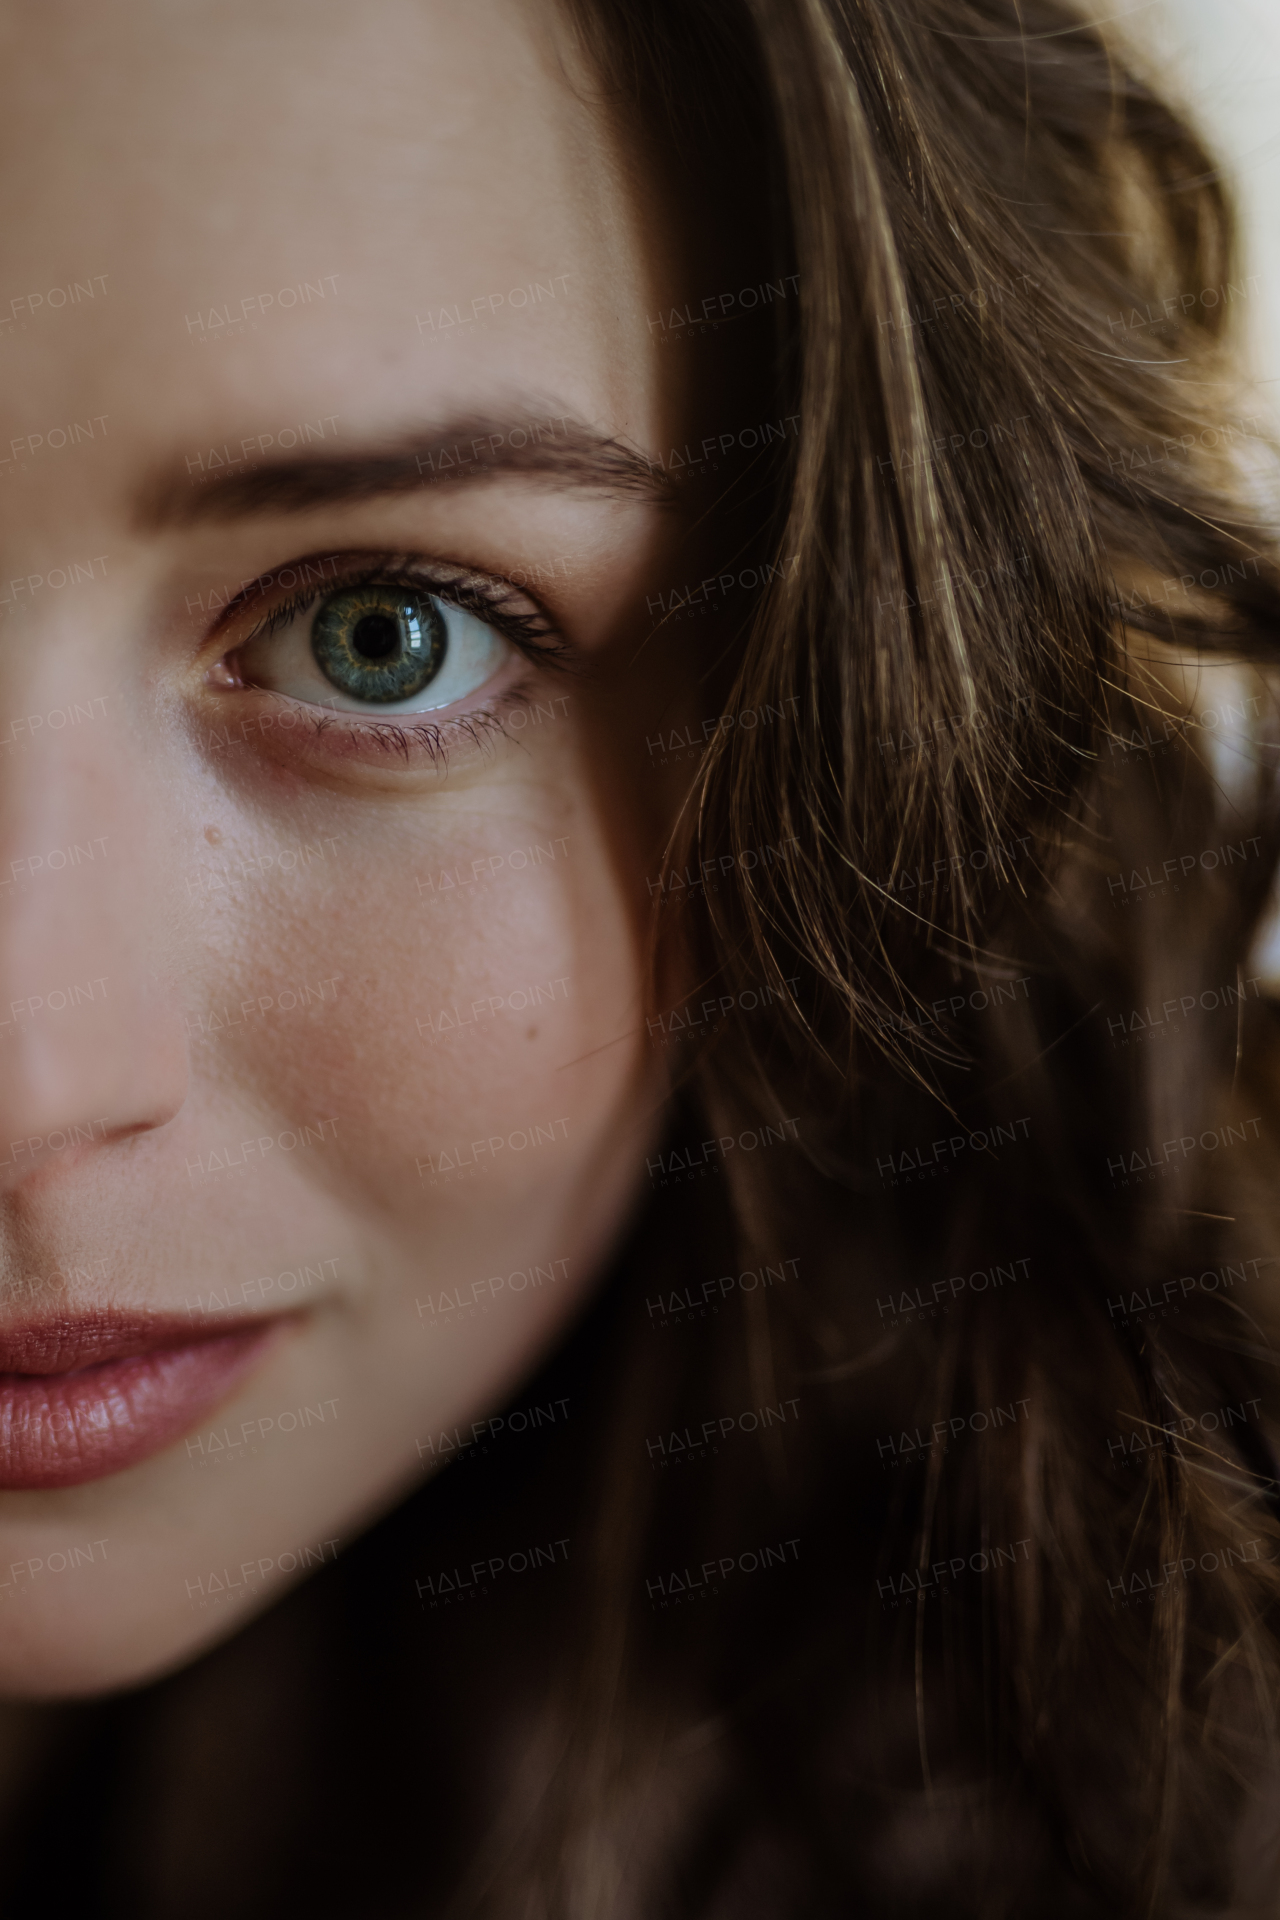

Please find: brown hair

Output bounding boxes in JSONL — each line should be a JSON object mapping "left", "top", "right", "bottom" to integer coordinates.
{"left": 473, "top": 0, "right": 1280, "bottom": 1910}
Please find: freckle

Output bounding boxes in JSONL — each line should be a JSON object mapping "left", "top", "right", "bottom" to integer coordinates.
{"left": 526, "top": 1027, "right": 538, "bottom": 1040}
{"left": 205, "top": 825, "right": 223, "bottom": 845}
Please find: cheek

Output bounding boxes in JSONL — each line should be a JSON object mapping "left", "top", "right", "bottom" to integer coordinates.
{"left": 183, "top": 793, "right": 647, "bottom": 1236}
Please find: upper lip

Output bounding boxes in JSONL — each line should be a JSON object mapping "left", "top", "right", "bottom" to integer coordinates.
{"left": 0, "top": 1312, "right": 276, "bottom": 1375}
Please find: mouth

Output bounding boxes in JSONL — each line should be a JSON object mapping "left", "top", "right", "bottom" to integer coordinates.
{"left": 0, "top": 1312, "right": 292, "bottom": 1490}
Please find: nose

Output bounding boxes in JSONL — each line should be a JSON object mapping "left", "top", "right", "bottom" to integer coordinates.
{"left": 0, "top": 672, "right": 189, "bottom": 1183}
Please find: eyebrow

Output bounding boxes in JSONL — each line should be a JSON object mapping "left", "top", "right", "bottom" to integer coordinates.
{"left": 136, "top": 412, "right": 677, "bottom": 530}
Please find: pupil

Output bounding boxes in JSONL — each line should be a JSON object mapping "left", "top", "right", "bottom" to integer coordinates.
{"left": 351, "top": 613, "right": 399, "bottom": 661}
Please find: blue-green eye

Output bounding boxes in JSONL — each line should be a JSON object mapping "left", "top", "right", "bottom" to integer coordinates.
{"left": 232, "top": 578, "right": 511, "bottom": 715}
{"left": 311, "top": 586, "right": 446, "bottom": 704}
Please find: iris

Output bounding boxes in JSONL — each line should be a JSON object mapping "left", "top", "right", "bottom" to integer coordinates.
{"left": 311, "top": 586, "right": 447, "bottom": 703}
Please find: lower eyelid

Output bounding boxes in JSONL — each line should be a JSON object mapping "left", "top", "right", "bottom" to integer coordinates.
{"left": 298, "top": 693, "right": 536, "bottom": 769}
{"left": 210, "top": 672, "right": 542, "bottom": 773}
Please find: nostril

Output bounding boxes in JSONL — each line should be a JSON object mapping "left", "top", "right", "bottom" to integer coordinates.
{"left": 0, "top": 1104, "right": 182, "bottom": 1188}
{"left": 102, "top": 1115, "right": 169, "bottom": 1146}
{"left": 0, "top": 995, "right": 190, "bottom": 1181}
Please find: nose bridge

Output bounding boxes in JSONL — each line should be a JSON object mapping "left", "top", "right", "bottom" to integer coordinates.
{"left": 0, "top": 632, "right": 189, "bottom": 1162}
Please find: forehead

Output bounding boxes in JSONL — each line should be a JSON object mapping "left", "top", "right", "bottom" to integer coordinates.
{"left": 0, "top": 0, "right": 665, "bottom": 456}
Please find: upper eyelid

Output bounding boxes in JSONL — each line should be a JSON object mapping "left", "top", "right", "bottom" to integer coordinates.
{"left": 208, "top": 550, "right": 573, "bottom": 668}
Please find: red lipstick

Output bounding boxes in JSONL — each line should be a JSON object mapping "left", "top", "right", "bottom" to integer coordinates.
{"left": 0, "top": 1313, "right": 287, "bottom": 1490}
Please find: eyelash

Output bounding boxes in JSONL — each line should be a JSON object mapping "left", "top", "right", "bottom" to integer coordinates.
{"left": 211, "top": 553, "right": 572, "bottom": 767}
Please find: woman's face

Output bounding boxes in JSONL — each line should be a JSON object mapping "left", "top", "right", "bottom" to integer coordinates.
{"left": 0, "top": 0, "right": 710, "bottom": 1695}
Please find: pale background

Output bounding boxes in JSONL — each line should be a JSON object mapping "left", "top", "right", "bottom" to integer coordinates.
{"left": 1119, "top": 0, "right": 1280, "bottom": 979}
{"left": 1145, "top": 0, "right": 1280, "bottom": 398}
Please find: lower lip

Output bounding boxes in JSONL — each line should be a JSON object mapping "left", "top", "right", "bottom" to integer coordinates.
{"left": 0, "top": 1325, "right": 282, "bottom": 1490}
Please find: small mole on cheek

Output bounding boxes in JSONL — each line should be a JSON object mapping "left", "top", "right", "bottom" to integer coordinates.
{"left": 204, "top": 826, "right": 223, "bottom": 845}
{"left": 526, "top": 1027, "right": 538, "bottom": 1040}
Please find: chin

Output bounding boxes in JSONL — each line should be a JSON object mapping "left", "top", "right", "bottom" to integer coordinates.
{"left": 0, "top": 1570, "right": 278, "bottom": 1701}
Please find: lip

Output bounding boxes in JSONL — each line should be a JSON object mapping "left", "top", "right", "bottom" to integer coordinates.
{"left": 0, "top": 1312, "right": 291, "bottom": 1490}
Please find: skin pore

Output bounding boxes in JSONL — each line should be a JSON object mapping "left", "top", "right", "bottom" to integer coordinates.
{"left": 0, "top": 0, "right": 729, "bottom": 1695}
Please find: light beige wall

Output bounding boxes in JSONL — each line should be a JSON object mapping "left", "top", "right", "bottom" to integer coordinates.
{"left": 1141, "top": 0, "right": 1280, "bottom": 399}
